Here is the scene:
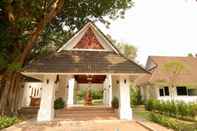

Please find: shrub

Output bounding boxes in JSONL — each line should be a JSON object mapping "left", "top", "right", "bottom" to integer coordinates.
{"left": 91, "top": 89, "right": 103, "bottom": 99}
{"left": 0, "top": 116, "right": 20, "bottom": 129}
{"left": 111, "top": 96, "right": 119, "bottom": 109}
{"left": 145, "top": 99, "right": 197, "bottom": 120}
{"left": 149, "top": 113, "right": 197, "bottom": 131}
{"left": 130, "top": 87, "right": 142, "bottom": 106}
{"left": 145, "top": 99, "right": 154, "bottom": 111}
{"left": 54, "top": 97, "right": 65, "bottom": 109}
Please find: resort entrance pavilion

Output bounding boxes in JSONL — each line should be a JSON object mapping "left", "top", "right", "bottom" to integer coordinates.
{"left": 21, "top": 22, "right": 147, "bottom": 122}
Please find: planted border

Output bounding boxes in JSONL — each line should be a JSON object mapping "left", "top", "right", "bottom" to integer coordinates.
{"left": 145, "top": 99, "right": 197, "bottom": 121}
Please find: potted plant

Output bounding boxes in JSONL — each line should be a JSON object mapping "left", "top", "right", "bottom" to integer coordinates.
{"left": 111, "top": 96, "right": 119, "bottom": 112}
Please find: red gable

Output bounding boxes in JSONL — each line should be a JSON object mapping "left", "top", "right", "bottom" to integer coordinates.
{"left": 74, "top": 28, "right": 104, "bottom": 49}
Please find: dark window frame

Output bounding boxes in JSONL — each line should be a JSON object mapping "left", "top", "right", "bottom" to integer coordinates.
{"left": 159, "top": 86, "right": 169, "bottom": 97}
{"left": 176, "top": 86, "right": 188, "bottom": 96}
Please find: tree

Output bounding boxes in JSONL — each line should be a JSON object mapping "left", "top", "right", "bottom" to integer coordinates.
{"left": 116, "top": 42, "right": 137, "bottom": 60}
{"left": 163, "top": 61, "right": 186, "bottom": 99}
{"left": 188, "top": 53, "right": 193, "bottom": 57}
{"left": 107, "top": 34, "right": 137, "bottom": 60}
{"left": 0, "top": 0, "right": 133, "bottom": 115}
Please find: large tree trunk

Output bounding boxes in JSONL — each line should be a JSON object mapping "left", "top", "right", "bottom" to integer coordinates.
{"left": 0, "top": 0, "right": 64, "bottom": 115}
{"left": 0, "top": 72, "right": 21, "bottom": 115}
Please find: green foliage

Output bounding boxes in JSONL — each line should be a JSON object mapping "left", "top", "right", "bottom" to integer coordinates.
{"left": 162, "top": 61, "right": 186, "bottom": 88}
{"left": 130, "top": 87, "right": 142, "bottom": 107}
{"left": 7, "top": 63, "right": 22, "bottom": 71}
{"left": 91, "top": 89, "right": 103, "bottom": 99}
{"left": 77, "top": 89, "right": 103, "bottom": 100}
{"left": 149, "top": 113, "right": 197, "bottom": 131}
{"left": 0, "top": 0, "right": 133, "bottom": 71}
{"left": 111, "top": 96, "right": 119, "bottom": 109}
{"left": 145, "top": 99, "right": 197, "bottom": 120}
{"left": 144, "top": 99, "right": 154, "bottom": 111}
{"left": 188, "top": 53, "right": 193, "bottom": 57}
{"left": 0, "top": 116, "right": 20, "bottom": 129}
{"left": 54, "top": 97, "right": 65, "bottom": 109}
{"left": 115, "top": 42, "right": 137, "bottom": 60}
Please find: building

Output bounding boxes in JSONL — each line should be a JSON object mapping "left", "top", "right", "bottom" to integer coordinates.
{"left": 21, "top": 22, "right": 147, "bottom": 121}
{"left": 137, "top": 56, "right": 197, "bottom": 103}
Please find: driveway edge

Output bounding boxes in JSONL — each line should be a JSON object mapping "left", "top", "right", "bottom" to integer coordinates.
{"left": 136, "top": 121, "right": 156, "bottom": 131}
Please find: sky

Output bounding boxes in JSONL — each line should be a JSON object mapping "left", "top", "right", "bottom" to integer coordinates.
{"left": 96, "top": 0, "right": 197, "bottom": 65}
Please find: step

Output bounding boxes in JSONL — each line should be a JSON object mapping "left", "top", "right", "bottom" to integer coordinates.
{"left": 55, "top": 113, "right": 117, "bottom": 118}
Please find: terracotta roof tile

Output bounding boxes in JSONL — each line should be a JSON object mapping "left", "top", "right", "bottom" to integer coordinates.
{"left": 136, "top": 56, "right": 197, "bottom": 86}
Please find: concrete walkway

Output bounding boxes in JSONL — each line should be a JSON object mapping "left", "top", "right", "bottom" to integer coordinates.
{"left": 4, "top": 120, "right": 149, "bottom": 131}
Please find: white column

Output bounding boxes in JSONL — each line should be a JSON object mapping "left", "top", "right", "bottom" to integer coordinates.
{"left": 67, "top": 76, "right": 75, "bottom": 107}
{"left": 37, "top": 75, "right": 56, "bottom": 121}
{"left": 107, "top": 74, "right": 112, "bottom": 107}
{"left": 119, "top": 76, "right": 132, "bottom": 120}
{"left": 103, "top": 81, "right": 106, "bottom": 105}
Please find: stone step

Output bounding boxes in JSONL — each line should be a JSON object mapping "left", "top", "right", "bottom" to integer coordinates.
{"left": 65, "top": 107, "right": 113, "bottom": 110}
{"left": 55, "top": 112, "right": 117, "bottom": 118}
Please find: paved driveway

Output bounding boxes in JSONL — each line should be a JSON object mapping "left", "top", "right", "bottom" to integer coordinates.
{"left": 4, "top": 120, "right": 149, "bottom": 131}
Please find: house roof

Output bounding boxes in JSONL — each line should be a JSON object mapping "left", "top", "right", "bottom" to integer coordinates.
{"left": 136, "top": 56, "right": 197, "bottom": 86}
{"left": 23, "top": 22, "right": 147, "bottom": 74}
{"left": 23, "top": 51, "right": 147, "bottom": 74}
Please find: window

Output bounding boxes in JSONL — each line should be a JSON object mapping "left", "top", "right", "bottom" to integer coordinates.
{"left": 164, "top": 86, "right": 169, "bottom": 96}
{"left": 188, "top": 89, "right": 197, "bottom": 96}
{"left": 176, "top": 86, "right": 187, "bottom": 96}
{"left": 159, "top": 88, "right": 164, "bottom": 96}
{"left": 159, "top": 86, "right": 169, "bottom": 96}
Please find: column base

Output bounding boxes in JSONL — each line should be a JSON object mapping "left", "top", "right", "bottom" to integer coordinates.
{"left": 119, "top": 107, "right": 132, "bottom": 120}
{"left": 37, "top": 108, "right": 54, "bottom": 122}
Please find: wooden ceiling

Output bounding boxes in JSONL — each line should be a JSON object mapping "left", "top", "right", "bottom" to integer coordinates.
{"left": 74, "top": 75, "right": 106, "bottom": 83}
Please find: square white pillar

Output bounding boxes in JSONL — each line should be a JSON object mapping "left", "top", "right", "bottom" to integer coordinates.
{"left": 67, "top": 76, "right": 75, "bottom": 107}
{"left": 37, "top": 75, "right": 56, "bottom": 121}
{"left": 103, "top": 79, "right": 107, "bottom": 106}
{"left": 119, "top": 76, "right": 132, "bottom": 120}
{"left": 103, "top": 74, "right": 112, "bottom": 107}
{"left": 107, "top": 74, "right": 112, "bottom": 107}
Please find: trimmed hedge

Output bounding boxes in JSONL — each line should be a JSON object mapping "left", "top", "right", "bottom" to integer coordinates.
{"left": 145, "top": 99, "right": 197, "bottom": 120}
{"left": 149, "top": 113, "right": 197, "bottom": 131}
{"left": 0, "top": 116, "right": 20, "bottom": 129}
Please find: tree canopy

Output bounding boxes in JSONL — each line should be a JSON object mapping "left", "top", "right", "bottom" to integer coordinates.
{"left": 0, "top": 0, "right": 133, "bottom": 71}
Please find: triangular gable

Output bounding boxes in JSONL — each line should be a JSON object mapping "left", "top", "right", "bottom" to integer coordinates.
{"left": 74, "top": 28, "right": 104, "bottom": 49}
{"left": 57, "top": 22, "right": 119, "bottom": 54}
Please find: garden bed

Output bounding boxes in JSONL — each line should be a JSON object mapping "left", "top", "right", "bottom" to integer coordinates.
{"left": 0, "top": 116, "right": 21, "bottom": 130}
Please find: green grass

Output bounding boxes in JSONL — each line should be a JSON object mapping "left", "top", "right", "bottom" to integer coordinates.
{"left": 133, "top": 107, "right": 151, "bottom": 121}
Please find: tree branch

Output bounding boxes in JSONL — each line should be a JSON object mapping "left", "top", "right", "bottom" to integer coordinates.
{"left": 19, "top": 0, "right": 64, "bottom": 65}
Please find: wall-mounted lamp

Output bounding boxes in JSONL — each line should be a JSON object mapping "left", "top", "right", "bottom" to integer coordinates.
{"left": 116, "top": 80, "right": 119, "bottom": 84}
{"left": 46, "top": 79, "right": 49, "bottom": 84}
{"left": 124, "top": 79, "right": 127, "bottom": 84}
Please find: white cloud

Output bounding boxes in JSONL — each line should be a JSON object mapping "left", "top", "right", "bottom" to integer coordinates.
{"left": 96, "top": 0, "right": 197, "bottom": 65}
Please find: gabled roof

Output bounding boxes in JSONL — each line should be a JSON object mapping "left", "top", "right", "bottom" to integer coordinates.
{"left": 57, "top": 22, "right": 120, "bottom": 54}
{"left": 23, "top": 51, "right": 147, "bottom": 74}
{"left": 23, "top": 22, "right": 148, "bottom": 74}
{"left": 136, "top": 56, "right": 197, "bottom": 86}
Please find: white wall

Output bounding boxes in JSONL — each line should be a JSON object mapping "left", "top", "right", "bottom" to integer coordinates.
{"left": 22, "top": 82, "right": 42, "bottom": 107}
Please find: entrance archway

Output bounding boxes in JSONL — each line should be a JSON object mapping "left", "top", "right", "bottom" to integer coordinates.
{"left": 74, "top": 75, "right": 106, "bottom": 106}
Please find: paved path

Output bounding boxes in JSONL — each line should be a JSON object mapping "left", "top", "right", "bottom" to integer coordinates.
{"left": 4, "top": 120, "right": 149, "bottom": 131}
